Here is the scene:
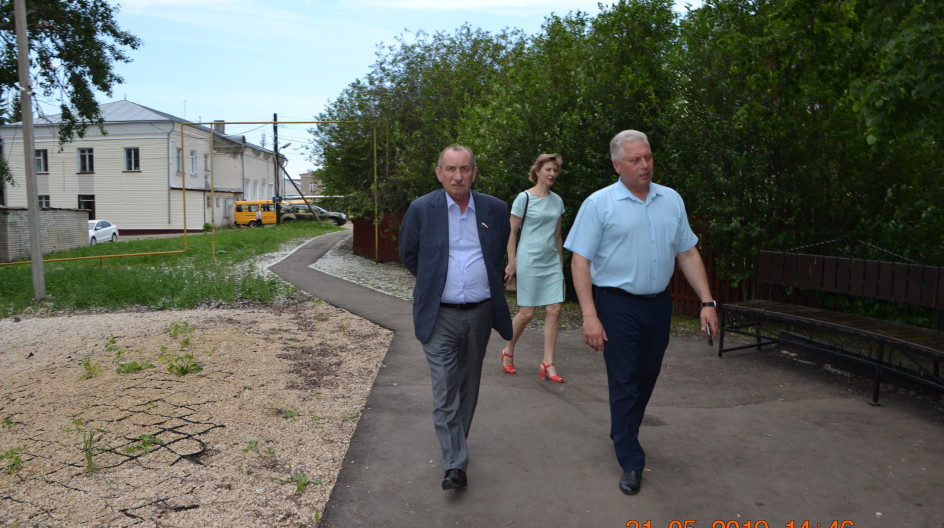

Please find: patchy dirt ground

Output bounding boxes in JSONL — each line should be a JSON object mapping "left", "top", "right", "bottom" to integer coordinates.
{"left": 0, "top": 300, "right": 391, "bottom": 527}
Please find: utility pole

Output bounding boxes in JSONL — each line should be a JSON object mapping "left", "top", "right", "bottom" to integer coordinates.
{"left": 14, "top": 0, "right": 45, "bottom": 300}
{"left": 273, "top": 113, "right": 280, "bottom": 225}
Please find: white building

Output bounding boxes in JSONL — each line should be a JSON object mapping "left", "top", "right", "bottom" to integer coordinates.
{"left": 0, "top": 100, "right": 282, "bottom": 234}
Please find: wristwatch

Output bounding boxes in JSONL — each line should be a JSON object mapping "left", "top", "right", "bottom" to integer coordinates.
{"left": 700, "top": 301, "right": 717, "bottom": 308}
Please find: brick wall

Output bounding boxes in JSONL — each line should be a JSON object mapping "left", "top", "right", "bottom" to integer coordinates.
{"left": 0, "top": 207, "right": 89, "bottom": 262}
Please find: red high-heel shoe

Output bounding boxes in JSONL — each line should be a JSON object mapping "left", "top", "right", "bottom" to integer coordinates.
{"left": 500, "top": 349, "right": 516, "bottom": 374}
{"left": 539, "top": 362, "right": 564, "bottom": 383}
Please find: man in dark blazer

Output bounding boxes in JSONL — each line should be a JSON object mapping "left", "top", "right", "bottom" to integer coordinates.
{"left": 399, "top": 144, "right": 513, "bottom": 491}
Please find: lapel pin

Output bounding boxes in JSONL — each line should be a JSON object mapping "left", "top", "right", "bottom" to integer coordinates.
{"left": 480, "top": 222, "right": 488, "bottom": 230}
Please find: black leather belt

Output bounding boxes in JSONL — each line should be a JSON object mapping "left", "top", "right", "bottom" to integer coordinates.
{"left": 596, "top": 286, "right": 668, "bottom": 300}
{"left": 440, "top": 299, "right": 489, "bottom": 310}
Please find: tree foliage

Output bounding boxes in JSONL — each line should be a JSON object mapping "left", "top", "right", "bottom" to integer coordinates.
{"left": 0, "top": 0, "right": 141, "bottom": 139}
{"left": 0, "top": 0, "right": 140, "bottom": 187}
{"left": 307, "top": 0, "right": 944, "bottom": 289}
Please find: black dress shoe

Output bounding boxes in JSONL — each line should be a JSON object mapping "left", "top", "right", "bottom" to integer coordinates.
{"left": 619, "top": 470, "right": 641, "bottom": 495}
{"left": 442, "top": 468, "right": 467, "bottom": 490}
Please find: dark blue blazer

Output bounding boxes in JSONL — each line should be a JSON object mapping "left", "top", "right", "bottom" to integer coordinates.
{"left": 399, "top": 189, "right": 514, "bottom": 344}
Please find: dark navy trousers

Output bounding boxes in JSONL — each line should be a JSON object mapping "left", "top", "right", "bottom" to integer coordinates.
{"left": 594, "top": 286, "right": 672, "bottom": 471}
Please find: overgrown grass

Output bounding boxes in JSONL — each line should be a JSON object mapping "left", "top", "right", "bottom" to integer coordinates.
{"left": 0, "top": 223, "right": 338, "bottom": 317}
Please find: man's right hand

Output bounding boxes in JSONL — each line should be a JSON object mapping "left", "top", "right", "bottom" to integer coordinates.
{"left": 582, "top": 315, "right": 607, "bottom": 352}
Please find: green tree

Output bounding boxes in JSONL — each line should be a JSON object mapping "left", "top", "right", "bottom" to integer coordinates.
{"left": 308, "top": 25, "right": 523, "bottom": 217}
{"left": 665, "top": 0, "right": 878, "bottom": 286}
{"left": 0, "top": 0, "right": 141, "bottom": 137}
{"left": 849, "top": 0, "right": 944, "bottom": 147}
{"left": 0, "top": 0, "right": 140, "bottom": 186}
{"left": 461, "top": 0, "right": 680, "bottom": 223}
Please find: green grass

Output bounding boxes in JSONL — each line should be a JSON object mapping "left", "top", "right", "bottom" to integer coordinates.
{"left": 0, "top": 223, "right": 338, "bottom": 317}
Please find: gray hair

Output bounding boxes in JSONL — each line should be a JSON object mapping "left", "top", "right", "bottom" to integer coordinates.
{"left": 609, "top": 130, "right": 650, "bottom": 162}
{"left": 438, "top": 144, "right": 476, "bottom": 168}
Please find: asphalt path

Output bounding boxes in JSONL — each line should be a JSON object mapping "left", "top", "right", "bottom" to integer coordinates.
{"left": 271, "top": 231, "right": 944, "bottom": 528}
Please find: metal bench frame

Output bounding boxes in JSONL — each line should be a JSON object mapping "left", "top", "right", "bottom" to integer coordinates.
{"left": 718, "top": 251, "right": 944, "bottom": 404}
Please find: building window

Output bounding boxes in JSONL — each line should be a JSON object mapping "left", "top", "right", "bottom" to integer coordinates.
{"left": 78, "top": 194, "right": 95, "bottom": 217}
{"left": 176, "top": 148, "right": 182, "bottom": 173}
{"left": 309, "top": 182, "right": 317, "bottom": 193}
{"left": 124, "top": 147, "right": 140, "bottom": 171}
{"left": 35, "top": 149, "right": 48, "bottom": 173}
{"left": 78, "top": 148, "right": 94, "bottom": 173}
{"left": 38, "top": 195, "right": 50, "bottom": 208}
{"left": 204, "top": 153, "right": 210, "bottom": 171}
{"left": 190, "top": 150, "right": 197, "bottom": 175}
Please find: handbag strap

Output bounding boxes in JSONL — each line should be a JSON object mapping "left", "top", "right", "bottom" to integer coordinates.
{"left": 519, "top": 191, "right": 529, "bottom": 228}
{"left": 514, "top": 192, "right": 529, "bottom": 260}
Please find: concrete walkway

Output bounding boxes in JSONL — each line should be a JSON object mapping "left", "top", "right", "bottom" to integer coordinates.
{"left": 270, "top": 231, "right": 944, "bottom": 528}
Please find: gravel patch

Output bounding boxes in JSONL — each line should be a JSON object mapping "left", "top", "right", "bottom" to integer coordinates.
{"left": 310, "top": 234, "right": 415, "bottom": 301}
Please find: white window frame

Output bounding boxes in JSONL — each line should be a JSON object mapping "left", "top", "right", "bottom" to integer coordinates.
{"left": 190, "top": 150, "right": 197, "bottom": 175}
{"left": 176, "top": 148, "right": 183, "bottom": 173}
{"left": 77, "top": 148, "right": 94, "bottom": 173}
{"left": 124, "top": 147, "right": 140, "bottom": 171}
{"left": 34, "top": 149, "right": 48, "bottom": 173}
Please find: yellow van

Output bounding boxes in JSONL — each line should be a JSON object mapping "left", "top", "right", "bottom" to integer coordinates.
{"left": 234, "top": 200, "right": 277, "bottom": 228}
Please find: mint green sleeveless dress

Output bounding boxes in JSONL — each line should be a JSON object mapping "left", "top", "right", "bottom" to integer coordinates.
{"left": 511, "top": 191, "right": 565, "bottom": 307}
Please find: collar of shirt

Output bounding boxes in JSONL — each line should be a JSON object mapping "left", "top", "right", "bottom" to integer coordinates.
{"left": 442, "top": 192, "right": 490, "bottom": 304}
{"left": 615, "top": 180, "right": 666, "bottom": 205}
{"left": 444, "top": 191, "right": 475, "bottom": 216}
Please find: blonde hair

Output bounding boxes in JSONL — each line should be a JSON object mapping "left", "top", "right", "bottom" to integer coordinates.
{"left": 528, "top": 153, "right": 562, "bottom": 183}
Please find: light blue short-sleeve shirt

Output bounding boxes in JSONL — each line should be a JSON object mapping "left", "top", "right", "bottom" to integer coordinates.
{"left": 563, "top": 180, "right": 698, "bottom": 295}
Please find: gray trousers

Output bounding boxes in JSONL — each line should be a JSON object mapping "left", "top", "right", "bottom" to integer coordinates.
{"left": 421, "top": 301, "right": 494, "bottom": 472}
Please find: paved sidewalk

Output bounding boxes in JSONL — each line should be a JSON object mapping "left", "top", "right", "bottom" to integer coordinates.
{"left": 270, "top": 232, "right": 944, "bottom": 528}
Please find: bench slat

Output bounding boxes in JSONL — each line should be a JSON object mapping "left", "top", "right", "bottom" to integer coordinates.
{"left": 836, "top": 258, "right": 851, "bottom": 294}
{"left": 770, "top": 252, "right": 784, "bottom": 286}
{"left": 906, "top": 265, "right": 924, "bottom": 306}
{"left": 850, "top": 259, "right": 866, "bottom": 297}
{"left": 921, "top": 267, "right": 939, "bottom": 308}
{"left": 822, "top": 257, "right": 838, "bottom": 292}
{"left": 878, "top": 261, "right": 894, "bottom": 301}
{"left": 797, "top": 254, "right": 811, "bottom": 289}
{"left": 893, "top": 262, "right": 910, "bottom": 303}
{"left": 723, "top": 299, "right": 943, "bottom": 354}
{"left": 810, "top": 256, "right": 824, "bottom": 290}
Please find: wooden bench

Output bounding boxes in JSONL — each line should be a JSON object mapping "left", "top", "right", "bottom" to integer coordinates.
{"left": 718, "top": 250, "right": 944, "bottom": 404}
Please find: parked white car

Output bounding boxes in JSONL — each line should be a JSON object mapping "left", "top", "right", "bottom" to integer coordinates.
{"left": 88, "top": 220, "right": 119, "bottom": 245}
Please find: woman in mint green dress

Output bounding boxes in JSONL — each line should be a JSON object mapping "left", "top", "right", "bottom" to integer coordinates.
{"left": 501, "top": 153, "right": 566, "bottom": 382}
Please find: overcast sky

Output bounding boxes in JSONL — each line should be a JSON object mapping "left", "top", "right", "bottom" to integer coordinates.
{"left": 36, "top": 0, "right": 700, "bottom": 178}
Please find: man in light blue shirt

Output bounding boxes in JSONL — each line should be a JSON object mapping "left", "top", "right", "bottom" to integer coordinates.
{"left": 564, "top": 130, "right": 718, "bottom": 496}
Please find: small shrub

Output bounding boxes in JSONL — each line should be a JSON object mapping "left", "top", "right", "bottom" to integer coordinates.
{"left": 266, "top": 406, "right": 300, "bottom": 421}
{"left": 163, "top": 353, "right": 202, "bottom": 377}
{"left": 1, "top": 447, "right": 24, "bottom": 474}
{"left": 125, "top": 434, "right": 163, "bottom": 456}
{"left": 114, "top": 348, "right": 155, "bottom": 374}
{"left": 82, "top": 427, "right": 106, "bottom": 473}
{"left": 287, "top": 474, "right": 321, "bottom": 494}
{"left": 79, "top": 357, "right": 102, "bottom": 380}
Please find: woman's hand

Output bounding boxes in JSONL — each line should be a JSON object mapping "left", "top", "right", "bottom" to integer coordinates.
{"left": 504, "top": 262, "right": 516, "bottom": 283}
